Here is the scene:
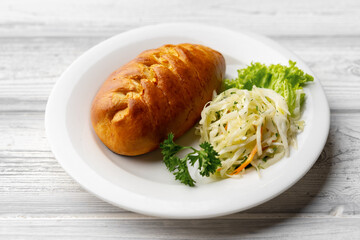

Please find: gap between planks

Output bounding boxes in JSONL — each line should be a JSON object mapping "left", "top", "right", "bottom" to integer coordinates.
{"left": 1, "top": 34, "right": 360, "bottom": 39}
{"left": 0, "top": 212, "right": 358, "bottom": 220}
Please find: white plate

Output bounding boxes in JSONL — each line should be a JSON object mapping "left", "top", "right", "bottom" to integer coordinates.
{"left": 45, "top": 23, "right": 330, "bottom": 219}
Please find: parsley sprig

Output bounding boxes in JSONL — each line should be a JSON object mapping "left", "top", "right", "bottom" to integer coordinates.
{"left": 160, "top": 133, "right": 221, "bottom": 187}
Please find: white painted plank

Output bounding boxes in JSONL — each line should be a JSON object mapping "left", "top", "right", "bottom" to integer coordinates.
{"left": 0, "top": 0, "right": 360, "bottom": 37}
{"left": 0, "top": 36, "right": 360, "bottom": 111}
{"left": 0, "top": 216, "right": 359, "bottom": 240}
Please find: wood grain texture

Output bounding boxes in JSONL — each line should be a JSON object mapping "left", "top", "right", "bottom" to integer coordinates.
{"left": 1, "top": 36, "right": 360, "bottom": 111}
{"left": 1, "top": 217, "right": 360, "bottom": 240}
{"left": 1, "top": 0, "right": 360, "bottom": 239}
{"left": 0, "top": 0, "right": 360, "bottom": 37}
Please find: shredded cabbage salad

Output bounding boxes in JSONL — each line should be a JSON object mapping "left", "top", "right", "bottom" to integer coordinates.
{"left": 198, "top": 87, "right": 304, "bottom": 178}
{"left": 161, "top": 61, "right": 314, "bottom": 185}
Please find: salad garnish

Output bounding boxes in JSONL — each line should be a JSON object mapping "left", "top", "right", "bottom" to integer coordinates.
{"left": 161, "top": 61, "right": 314, "bottom": 186}
{"left": 198, "top": 87, "right": 302, "bottom": 178}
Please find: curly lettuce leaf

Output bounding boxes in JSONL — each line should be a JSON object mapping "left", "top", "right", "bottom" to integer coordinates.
{"left": 224, "top": 60, "right": 314, "bottom": 117}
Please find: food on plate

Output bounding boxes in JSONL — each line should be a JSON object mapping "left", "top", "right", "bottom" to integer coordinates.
{"left": 161, "top": 61, "right": 314, "bottom": 186}
{"left": 91, "top": 43, "right": 225, "bottom": 156}
{"left": 198, "top": 87, "right": 302, "bottom": 177}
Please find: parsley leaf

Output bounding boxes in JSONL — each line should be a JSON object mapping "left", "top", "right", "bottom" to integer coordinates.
{"left": 160, "top": 133, "right": 221, "bottom": 187}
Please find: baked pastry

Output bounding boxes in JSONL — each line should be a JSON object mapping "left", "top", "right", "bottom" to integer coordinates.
{"left": 91, "top": 43, "right": 225, "bottom": 156}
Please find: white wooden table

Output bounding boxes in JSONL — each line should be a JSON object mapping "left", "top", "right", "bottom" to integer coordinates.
{"left": 1, "top": 0, "right": 360, "bottom": 239}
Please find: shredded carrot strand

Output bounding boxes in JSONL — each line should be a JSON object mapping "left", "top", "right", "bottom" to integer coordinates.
{"left": 230, "top": 144, "right": 258, "bottom": 175}
{"left": 231, "top": 126, "right": 263, "bottom": 175}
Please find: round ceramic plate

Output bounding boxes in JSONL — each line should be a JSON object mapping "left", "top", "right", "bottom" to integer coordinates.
{"left": 45, "top": 23, "right": 330, "bottom": 219}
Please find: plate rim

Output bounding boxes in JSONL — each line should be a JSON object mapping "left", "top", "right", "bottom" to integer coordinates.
{"left": 45, "top": 22, "right": 330, "bottom": 219}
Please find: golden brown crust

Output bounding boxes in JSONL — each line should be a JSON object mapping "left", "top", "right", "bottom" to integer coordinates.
{"left": 91, "top": 43, "right": 226, "bottom": 156}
